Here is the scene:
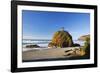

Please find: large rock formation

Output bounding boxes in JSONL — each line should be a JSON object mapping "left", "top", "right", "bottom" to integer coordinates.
{"left": 48, "top": 29, "right": 73, "bottom": 48}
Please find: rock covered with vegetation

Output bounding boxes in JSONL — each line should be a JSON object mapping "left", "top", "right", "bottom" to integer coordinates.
{"left": 48, "top": 29, "right": 74, "bottom": 48}
{"left": 82, "top": 36, "right": 90, "bottom": 57}
{"left": 78, "top": 34, "right": 90, "bottom": 56}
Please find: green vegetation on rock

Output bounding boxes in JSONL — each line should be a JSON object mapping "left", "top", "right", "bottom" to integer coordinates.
{"left": 82, "top": 37, "right": 90, "bottom": 57}
{"left": 48, "top": 30, "right": 73, "bottom": 48}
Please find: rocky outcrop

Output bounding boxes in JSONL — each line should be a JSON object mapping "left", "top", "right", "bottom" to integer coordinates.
{"left": 78, "top": 35, "right": 90, "bottom": 41}
{"left": 26, "top": 44, "right": 40, "bottom": 48}
{"left": 82, "top": 36, "right": 90, "bottom": 57}
{"left": 73, "top": 43, "right": 80, "bottom": 47}
{"left": 48, "top": 30, "right": 73, "bottom": 48}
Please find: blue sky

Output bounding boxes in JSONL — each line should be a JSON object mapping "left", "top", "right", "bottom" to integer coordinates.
{"left": 22, "top": 10, "right": 90, "bottom": 40}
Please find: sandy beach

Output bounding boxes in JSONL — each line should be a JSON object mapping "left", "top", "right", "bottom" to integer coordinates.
{"left": 22, "top": 47, "right": 81, "bottom": 62}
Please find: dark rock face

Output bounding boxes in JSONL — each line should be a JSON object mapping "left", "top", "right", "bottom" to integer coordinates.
{"left": 73, "top": 43, "right": 80, "bottom": 47}
{"left": 48, "top": 30, "right": 73, "bottom": 48}
{"left": 26, "top": 44, "right": 40, "bottom": 48}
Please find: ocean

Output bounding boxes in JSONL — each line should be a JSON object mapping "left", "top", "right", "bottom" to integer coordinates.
{"left": 22, "top": 39, "right": 85, "bottom": 48}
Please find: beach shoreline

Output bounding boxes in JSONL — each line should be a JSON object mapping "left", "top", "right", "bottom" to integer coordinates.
{"left": 22, "top": 47, "right": 87, "bottom": 62}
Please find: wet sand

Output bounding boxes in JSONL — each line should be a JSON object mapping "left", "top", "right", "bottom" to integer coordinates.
{"left": 22, "top": 47, "right": 81, "bottom": 61}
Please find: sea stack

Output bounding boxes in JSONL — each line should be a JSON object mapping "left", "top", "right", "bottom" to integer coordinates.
{"left": 48, "top": 27, "right": 73, "bottom": 48}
